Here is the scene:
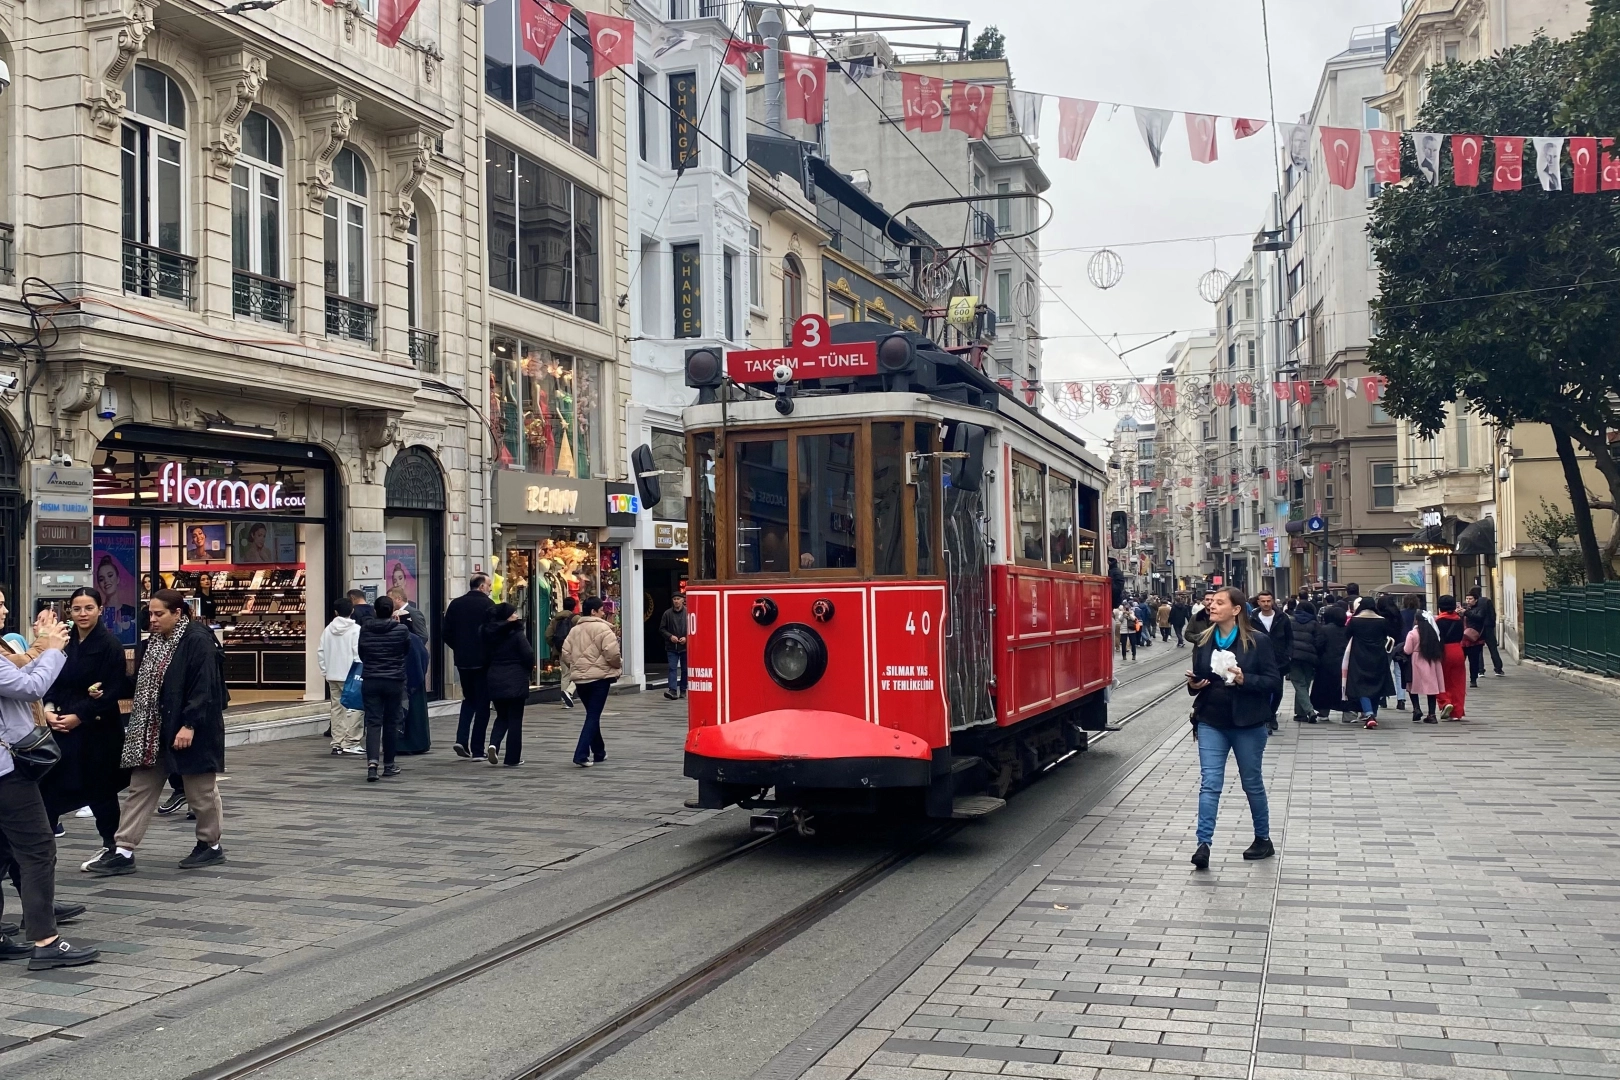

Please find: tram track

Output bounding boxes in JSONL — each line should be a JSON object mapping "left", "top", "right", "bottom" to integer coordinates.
{"left": 183, "top": 661, "right": 1192, "bottom": 1080}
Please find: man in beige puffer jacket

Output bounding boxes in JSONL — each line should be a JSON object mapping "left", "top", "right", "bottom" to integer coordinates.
{"left": 560, "top": 597, "right": 620, "bottom": 766}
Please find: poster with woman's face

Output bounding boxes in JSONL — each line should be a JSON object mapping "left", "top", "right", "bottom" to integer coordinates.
{"left": 182, "top": 523, "right": 230, "bottom": 569}
{"left": 93, "top": 531, "right": 140, "bottom": 646}
{"left": 233, "top": 521, "right": 296, "bottom": 566}
{"left": 385, "top": 545, "right": 418, "bottom": 603}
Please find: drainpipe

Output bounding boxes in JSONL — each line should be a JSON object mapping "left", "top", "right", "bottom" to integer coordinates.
{"left": 760, "top": 6, "right": 785, "bottom": 136}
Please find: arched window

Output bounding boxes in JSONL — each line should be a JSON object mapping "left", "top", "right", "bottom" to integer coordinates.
{"left": 231, "top": 109, "right": 290, "bottom": 328}
{"left": 323, "top": 148, "right": 375, "bottom": 344}
{"left": 122, "top": 65, "right": 191, "bottom": 302}
{"left": 781, "top": 253, "right": 803, "bottom": 344}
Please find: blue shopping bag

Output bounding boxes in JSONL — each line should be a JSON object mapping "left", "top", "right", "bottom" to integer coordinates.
{"left": 340, "top": 661, "right": 364, "bottom": 710}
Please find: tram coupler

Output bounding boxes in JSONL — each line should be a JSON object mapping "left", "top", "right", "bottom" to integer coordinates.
{"left": 750, "top": 807, "right": 797, "bottom": 835}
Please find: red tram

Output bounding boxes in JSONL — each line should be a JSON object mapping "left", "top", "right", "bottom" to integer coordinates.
{"left": 680, "top": 321, "right": 1114, "bottom": 820}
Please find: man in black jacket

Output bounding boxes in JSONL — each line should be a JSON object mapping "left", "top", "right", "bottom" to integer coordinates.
{"left": 1168, "top": 598, "right": 1190, "bottom": 647}
{"left": 1466, "top": 586, "right": 1505, "bottom": 676}
{"left": 1251, "top": 591, "right": 1292, "bottom": 727}
{"left": 346, "top": 589, "right": 375, "bottom": 624}
{"left": 442, "top": 575, "right": 494, "bottom": 758}
{"left": 357, "top": 596, "right": 412, "bottom": 782}
{"left": 659, "top": 593, "right": 687, "bottom": 700}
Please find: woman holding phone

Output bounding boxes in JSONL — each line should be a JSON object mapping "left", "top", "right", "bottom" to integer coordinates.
{"left": 1184, "top": 587, "right": 1280, "bottom": 871}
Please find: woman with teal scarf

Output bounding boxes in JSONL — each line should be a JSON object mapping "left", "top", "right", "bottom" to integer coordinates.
{"left": 1184, "top": 587, "right": 1280, "bottom": 871}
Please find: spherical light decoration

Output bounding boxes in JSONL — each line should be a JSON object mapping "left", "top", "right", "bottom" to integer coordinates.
{"left": 1087, "top": 248, "right": 1124, "bottom": 291}
{"left": 1013, "top": 278, "right": 1039, "bottom": 318}
{"left": 1198, "top": 268, "right": 1232, "bottom": 304}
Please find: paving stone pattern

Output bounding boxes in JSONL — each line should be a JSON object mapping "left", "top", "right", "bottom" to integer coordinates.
{"left": 807, "top": 669, "right": 1620, "bottom": 1080}
{"left": 0, "top": 694, "right": 710, "bottom": 1049}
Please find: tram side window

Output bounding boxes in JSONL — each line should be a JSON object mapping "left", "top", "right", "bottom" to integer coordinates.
{"left": 872, "top": 422, "right": 907, "bottom": 576}
{"left": 1013, "top": 458, "right": 1046, "bottom": 566}
{"left": 1076, "top": 483, "right": 1099, "bottom": 574}
{"left": 736, "top": 438, "right": 790, "bottom": 573}
{"left": 914, "top": 422, "right": 936, "bottom": 575}
{"left": 797, "top": 433, "right": 858, "bottom": 570}
{"left": 691, "top": 432, "right": 718, "bottom": 580}
{"left": 1049, "top": 472, "right": 1076, "bottom": 570}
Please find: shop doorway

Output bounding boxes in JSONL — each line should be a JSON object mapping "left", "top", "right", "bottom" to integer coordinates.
{"left": 641, "top": 554, "right": 688, "bottom": 682}
{"left": 385, "top": 448, "right": 447, "bottom": 698}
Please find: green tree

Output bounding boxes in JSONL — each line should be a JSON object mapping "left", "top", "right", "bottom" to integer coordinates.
{"left": 1367, "top": 35, "right": 1620, "bottom": 579}
{"left": 1524, "top": 499, "right": 1588, "bottom": 588}
{"left": 969, "top": 26, "right": 1004, "bottom": 60}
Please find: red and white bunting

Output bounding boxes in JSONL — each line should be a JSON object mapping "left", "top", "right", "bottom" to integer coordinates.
{"left": 901, "top": 73, "right": 945, "bottom": 133}
{"left": 376, "top": 0, "right": 423, "bottom": 47}
{"left": 723, "top": 38, "right": 766, "bottom": 75}
{"left": 1233, "top": 118, "right": 1266, "bottom": 139}
{"left": 520, "top": 0, "right": 571, "bottom": 66}
{"left": 949, "top": 80, "right": 995, "bottom": 140}
{"left": 1493, "top": 137, "right": 1524, "bottom": 192}
{"left": 784, "top": 53, "right": 829, "bottom": 124}
{"left": 1186, "top": 113, "right": 1218, "bottom": 164}
{"left": 1319, "top": 126, "right": 1361, "bottom": 190}
{"left": 1057, "top": 98, "right": 1098, "bottom": 161}
{"left": 1371, "top": 129, "right": 1401, "bottom": 184}
{"left": 584, "top": 11, "right": 635, "bottom": 70}
{"left": 1453, "top": 135, "right": 1484, "bottom": 186}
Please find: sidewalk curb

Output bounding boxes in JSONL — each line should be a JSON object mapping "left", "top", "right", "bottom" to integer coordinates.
{"left": 1523, "top": 658, "right": 1620, "bottom": 700}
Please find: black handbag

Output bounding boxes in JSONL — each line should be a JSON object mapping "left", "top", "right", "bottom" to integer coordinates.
{"left": 1, "top": 724, "right": 61, "bottom": 781}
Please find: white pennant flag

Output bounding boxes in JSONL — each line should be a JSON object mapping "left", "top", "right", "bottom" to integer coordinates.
{"left": 1343, "top": 376, "right": 1361, "bottom": 399}
{"left": 1283, "top": 121, "right": 1311, "bottom": 172}
{"left": 653, "top": 29, "right": 698, "bottom": 57}
{"left": 1010, "top": 90, "right": 1042, "bottom": 139}
{"left": 1412, "top": 131, "right": 1444, "bottom": 184}
{"left": 1533, "top": 137, "right": 1565, "bottom": 191}
{"left": 1134, "top": 107, "right": 1173, "bottom": 168}
{"left": 841, "top": 55, "right": 882, "bottom": 96}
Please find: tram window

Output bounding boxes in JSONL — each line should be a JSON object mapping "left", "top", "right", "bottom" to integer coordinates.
{"left": 1075, "top": 483, "right": 1099, "bottom": 574}
{"left": 797, "top": 433, "right": 858, "bottom": 570}
{"left": 914, "top": 423, "right": 937, "bottom": 575}
{"left": 872, "top": 423, "right": 907, "bottom": 576}
{"left": 691, "top": 432, "right": 718, "bottom": 580}
{"left": 736, "top": 438, "right": 790, "bottom": 574}
{"left": 1049, "top": 472, "right": 1077, "bottom": 570}
{"left": 1013, "top": 458, "right": 1046, "bottom": 566}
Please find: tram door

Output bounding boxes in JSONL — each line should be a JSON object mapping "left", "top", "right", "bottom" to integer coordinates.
{"left": 943, "top": 480, "right": 993, "bottom": 729}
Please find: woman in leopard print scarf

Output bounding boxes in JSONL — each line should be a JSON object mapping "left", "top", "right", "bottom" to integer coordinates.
{"left": 122, "top": 611, "right": 189, "bottom": 769}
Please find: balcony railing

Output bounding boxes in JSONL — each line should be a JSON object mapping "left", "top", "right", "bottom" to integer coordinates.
{"left": 325, "top": 294, "right": 378, "bottom": 347}
{"left": 668, "top": 0, "right": 742, "bottom": 20}
{"left": 232, "top": 270, "right": 296, "bottom": 331}
{"left": 0, "top": 222, "right": 13, "bottom": 283}
{"left": 409, "top": 328, "right": 439, "bottom": 373}
{"left": 123, "top": 240, "right": 197, "bottom": 304}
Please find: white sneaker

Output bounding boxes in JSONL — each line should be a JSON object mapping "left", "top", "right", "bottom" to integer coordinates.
{"left": 80, "top": 847, "right": 109, "bottom": 872}
{"left": 75, "top": 806, "right": 94, "bottom": 818}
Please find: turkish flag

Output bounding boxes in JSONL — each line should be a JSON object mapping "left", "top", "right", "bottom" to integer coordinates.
{"left": 1602, "top": 137, "right": 1620, "bottom": 191}
{"left": 1057, "top": 98, "right": 1098, "bottom": 160}
{"left": 1571, "top": 137, "right": 1599, "bottom": 193}
{"left": 1186, "top": 113, "right": 1218, "bottom": 164}
{"left": 1319, "top": 126, "right": 1361, "bottom": 190}
{"left": 949, "top": 81, "right": 994, "bottom": 139}
{"left": 1493, "top": 136, "right": 1523, "bottom": 191}
{"left": 1233, "top": 118, "right": 1266, "bottom": 139}
{"left": 901, "top": 73, "right": 944, "bottom": 133}
{"left": 1272, "top": 381, "right": 1291, "bottom": 402}
{"left": 520, "top": 0, "right": 572, "bottom": 65}
{"left": 1451, "top": 134, "right": 1483, "bottom": 186}
{"left": 1364, "top": 376, "right": 1388, "bottom": 401}
{"left": 783, "top": 53, "right": 829, "bottom": 124}
{"left": 723, "top": 38, "right": 765, "bottom": 75}
{"left": 1293, "top": 381, "right": 1312, "bottom": 405}
{"left": 585, "top": 11, "right": 635, "bottom": 70}
{"left": 1371, "top": 129, "right": 1401, "bottom": 183}
{"left": 376, "top": 0, "right": 424, "bottom": 47}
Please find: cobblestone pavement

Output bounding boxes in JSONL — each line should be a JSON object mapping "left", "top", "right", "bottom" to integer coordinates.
{"left": 803, "top": 667, "right": 1620, "bottom": 1080}
{"left": 0, "top": 692, "right": 708, "bottom": 1049}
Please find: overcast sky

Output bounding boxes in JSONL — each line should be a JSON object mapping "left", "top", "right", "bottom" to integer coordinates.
{"left": 832, "top": 0, "right": 1401, "bottom": 449}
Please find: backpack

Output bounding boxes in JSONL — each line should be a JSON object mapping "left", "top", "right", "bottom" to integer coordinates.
{"left": 549, "top": 613, "right": 575, "bottom": 652}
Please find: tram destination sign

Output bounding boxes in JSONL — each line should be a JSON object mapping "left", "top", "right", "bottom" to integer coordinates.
{"left": 726, "top": 314, "right": 878, "bottom": 383}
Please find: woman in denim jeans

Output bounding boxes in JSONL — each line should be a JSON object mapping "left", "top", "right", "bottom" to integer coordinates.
{"left": 1184, "top": 587, "right": 1281, "bottom": 871}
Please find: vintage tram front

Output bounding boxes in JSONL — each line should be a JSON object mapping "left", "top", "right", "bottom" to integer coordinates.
{"left": 681, "top": 322, "right": 1114, "bottom": 820}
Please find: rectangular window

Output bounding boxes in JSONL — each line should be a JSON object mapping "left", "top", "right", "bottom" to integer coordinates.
{"left": 1370, "top": 400, "right": 1391, "bottom": 424}
{"left": 1245, "top": 288, "right": 1254, "bottom": 318}
{"left": 798, "top": 433, "right": 858, "bottom": 570}
{"left": 871, "top": 423, "right": 906, "bottom": 577}
{"left": 735, "top": 438, "right": 790, "bottom": 574}
{"left": 692, "top": 432, "right": 718, "bottom": 580}
{"left": 1455, "top": 410, "right": 1470, "bottom": 468}
{"left": 1049, "top": 472, "right": 1076, "bottom": 570}
{"left": 673, "top": 243, "right": 700, "bottom": 338}
{"left": 748, "top": 225, "right": 762, "bottom": 308}
{"left": 485, "top": 140, "right": 601, "bottom": 322}
{"left": 1444, "top": 41, "right": 1459, "bottom": 63}
{"left": 487, "top": 334, "right": 603, "bottom": 478}
{"left": 1014, "top": 458, "right": 1045, "bottom": 565}
{"left": 723, "top": 251, "right": 736, "bottom": 341}
{"left": 914, "top": 424, "right": 936, "bottom": 576}
{"left": 1364, "top": 100, "right": 1382, "bottom": 130}
{"left": 1365, "top": 166, "right": 1383, "bottom": 199}
{"left": 996, "top": 271, "right": 1011, "bottom": 322}
{"left": 1372, "top": 461, "right": 1397, "bottom": 508}
{"left": 483, "top": 0, "right": 596, "bottom": 155}
{"left": 637, "top": 68, "right": 651, "bottom": 161}
{"left": 639, "top": 238, "right": 660, "bottom": 336}
{"left": 995, "top": 181, "right": 1011, "bottom": 229}
{"left": 1324, "top": 481, "right": 1335, "bottom": 511}
{"left": 826, "top": 291, "right": 857, "bottom": 326}
{"left": 1287, "top": 261, "right": 1304, "bottom": 297}
{"left": 720, "top": 85, "right": 735, "bottom": 173}
{"left": 323, "top": 196, "right": 366, "bottom": 301}
{"left": 1247, "top": 340, "right": 1256, "bottom": 368}
{"left": 669, "top": 71, "right": 700, "bottom": 170}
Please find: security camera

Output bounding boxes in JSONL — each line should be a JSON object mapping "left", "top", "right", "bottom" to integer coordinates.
{"left": 51, "top": 451, "right": 73, "bottom": 468}
{"left": 1498, "top": 467, "right": 1510, "bottom": 481}
{"left": 0, "top": 371, "right": 16, "bottom": 391}
{"left": 0, "top": 59, "right": 11, "bottom": 97}
{"left": 98, "top": 386, "right": 118, "bottom": 421}
{"left": 772, "top": 362, "right": 795, "bottom": 386}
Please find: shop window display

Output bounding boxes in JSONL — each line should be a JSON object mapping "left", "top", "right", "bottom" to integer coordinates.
{"left": 504, "top": 535, "right": 600, "bottom": 687}
{"left": 489, "top": 334, "right": 603, "bottom": 477}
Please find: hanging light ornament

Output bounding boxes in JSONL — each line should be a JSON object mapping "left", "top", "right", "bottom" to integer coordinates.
{"left": 1087, "top": 248, "right": 1124, "bottom": 290}
{"left": 1198, "top": 267, "right": 1231, "bottom": 304}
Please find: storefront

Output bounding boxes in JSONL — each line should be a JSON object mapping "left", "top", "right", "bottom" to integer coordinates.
{"left": 91, "top": 426, "right": 340, "bottom": 704}
{"left": 492, "top": 470, "right": 627, "bottom": 691}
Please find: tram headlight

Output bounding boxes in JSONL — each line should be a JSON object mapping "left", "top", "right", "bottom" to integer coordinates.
{"left": 764, "top": 623, "right": 828, "bottom": 691}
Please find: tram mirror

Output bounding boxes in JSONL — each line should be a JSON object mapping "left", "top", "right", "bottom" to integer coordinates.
{"left": 632, "top": 444, "right": 662, "bottom": 509}
{"left": 1109, "top": 511, "right": 1130, "bottom": 551}
{"left": 944, "top": 423, "right": 986, "bottom": 492}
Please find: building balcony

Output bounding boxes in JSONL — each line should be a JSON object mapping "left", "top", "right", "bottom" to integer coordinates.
{"left": 123, "top": 241, "right": 197, "bottom": 305}
{"left": 232, "top": 270, "right": 296, "bottom": 331}
{"left": 667, "top": 0, "right": 743, "bottom": 21}
{"left": 409, "top": 328, "right": 440, "bottom": 374}
{"left": 325, "top": 294, "right": 378, "bottom": 347}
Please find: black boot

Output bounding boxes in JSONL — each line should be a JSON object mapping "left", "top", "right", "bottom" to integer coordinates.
{"left": 1242, "top": 837, "right": 1275, "bottom": 860}
{"left": 1190, "top": 843, "right": 1210, "bottom": 870}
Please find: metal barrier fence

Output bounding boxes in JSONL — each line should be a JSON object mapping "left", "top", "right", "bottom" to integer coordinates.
{"left": 1523, "top": 582, "right": 1620, "bottom": 676}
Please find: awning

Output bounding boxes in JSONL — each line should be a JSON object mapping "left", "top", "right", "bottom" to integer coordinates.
{"left": 1455, "top": 516, "right": 1496, "bottom": 556}
{"left": 1402, "top": 516, "right": 1463, "bottom": 551}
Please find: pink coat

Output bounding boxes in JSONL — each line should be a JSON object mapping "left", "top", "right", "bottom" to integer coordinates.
{"left": 1404, "top": 627, "right": 1446, "bottom": 696}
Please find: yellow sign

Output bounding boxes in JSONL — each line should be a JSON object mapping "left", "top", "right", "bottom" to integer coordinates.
{"left": 947, "top": 295, "right": 978, "bottom": 328}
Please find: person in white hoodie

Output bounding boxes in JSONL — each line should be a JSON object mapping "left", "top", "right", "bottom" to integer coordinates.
{"left": 318, "top": 597, "right": 364, "bottom": 755}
